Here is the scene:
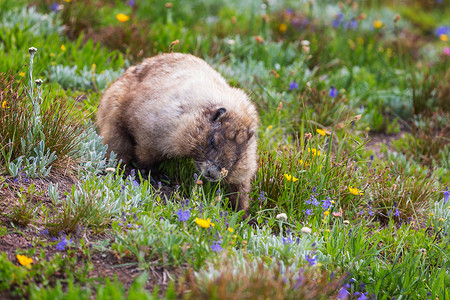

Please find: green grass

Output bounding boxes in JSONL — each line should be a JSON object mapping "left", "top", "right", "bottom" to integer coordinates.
{"left": 0, "top": 0, "right": 449, "bottom": 298}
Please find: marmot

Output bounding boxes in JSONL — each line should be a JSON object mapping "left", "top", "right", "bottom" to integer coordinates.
{"left": 96, "top": 53, "right": 259, "bottom": 214}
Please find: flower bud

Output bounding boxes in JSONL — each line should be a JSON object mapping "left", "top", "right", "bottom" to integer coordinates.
{"left": 28, "top": 47, "right": 37, "bottom": 55}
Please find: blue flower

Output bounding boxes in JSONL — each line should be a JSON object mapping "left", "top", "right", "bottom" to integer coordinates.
{"left": 394, "top": 208, "right": 400, "bottom": 217}
{"left": 322, "top": 198, "right": 332, "bottom": 210}
{"left": 283, "top": 236, "right": 294, "bottom": 245}
{"left": 332, "top": 13, "right": 344, "bottom": 28}
{"left": 305, "top": 209, "right": 312, "bottom": 216}
{"left": 305, "top": 253, "right": 317, "bottom": 266}
{"left": 211, "top": 241, "right": 222, "bottom": 252}
{"left": 311, "top": 197, "right": 319, "bottom": 207}
{"left": 329, "top": 86, "right": 338, "bottom": 98}
{"left": 443, "top": 187, "right": 449, "bottom": 204}
{"left": 337, "top": 284, "right": 350, "bottom": 299}
{"left": 436, "top": 26, "right": 450, "bottom": 37}
{"left": 289, "top": 81, "right": 299, "bottom": 90}
{"left": 177, "top": 208, "right": 190, "bottom": 222}
{"left": 354, "top": 292, "right": 369, "bottom": 300}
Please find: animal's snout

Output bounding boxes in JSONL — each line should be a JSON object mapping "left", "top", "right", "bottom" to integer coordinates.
{"left": 204, "top": 163, "right": 222, "bottom": 182}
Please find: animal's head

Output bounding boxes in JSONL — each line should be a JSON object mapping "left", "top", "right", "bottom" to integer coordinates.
{"left": 194, "top": 106, "right": 257, "bottom": 182}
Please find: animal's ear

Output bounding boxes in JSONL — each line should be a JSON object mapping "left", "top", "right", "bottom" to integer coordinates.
{"left": 211, "top": 107, "right": 227, "bottom": 122}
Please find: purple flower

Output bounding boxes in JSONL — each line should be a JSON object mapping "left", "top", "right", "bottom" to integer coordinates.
{"left": 350, "top": 19, "right": 358, "bottom": 29}
{"left": 55, "top": 236, "right": 72, "bottom": 251}
{"left": 443, "top": 187, "right": 449, "bottom": 204}
{"left": 329, "top": 86, "right": 338, "bottom": 98}
{"left": 311, "top": 197, "right": 319, "bottom": 207}
{"left": 177, "top": 208, "right": 190, "bottom": 222}
{"left": 283, "top": 236, "right": 294, "bottom": 245}
{"left": 289, "top": 81, "right": 299, "bottom": 90}
{"left": 332, "top": 13, "right": 344, "bottom": 28}
{"left": 305, "top": 253, "right": 317, "bottom": 266}
{"left": 322, "top": 198, "right": 332, "bottom": 210}
{"left": 211, "top": 241, "right": 222, "bottom": 252}
{"left": 394, "top": 208, "right": 400, "bottom": 217}
{"left": 50, "top": 3, "right": 60, "bottom": 12}
{"left": 388, "top": 209, "right": 392, "bottom": 217}
{"left": 305, "top": 209, "right": 312, "bottom": 216}
{"left": 128, "top": 0, "right": 135, "bottom": 7}
{"left": 337, "top": 284, "right": 350, "bottom": 299}
{"left": 368, "top": 206, "right": 373, "bottom": 216}
{"left": 436, "top": 26, "right": 450, "bottom": 37}
{"left": 354, "top": 292, "right": 369, "bottom": 300}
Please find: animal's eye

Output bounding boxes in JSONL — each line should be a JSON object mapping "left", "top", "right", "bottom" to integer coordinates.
{"left": 209, "top": 137, "right": 215, "bottom": 148}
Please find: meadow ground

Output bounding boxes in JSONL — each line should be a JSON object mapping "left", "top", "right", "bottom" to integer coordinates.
{"left": 0, "top": 0, "right": 449, "bottom": 299}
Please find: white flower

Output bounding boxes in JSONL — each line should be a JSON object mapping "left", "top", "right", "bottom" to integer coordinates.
{"left": 276, "top": 213, "right": 287, "bottom": 221}
{"left": 301, "top": 227, "right": 312, "bottom": 234}
{"left": 300, "top": 40, "right": 310, "bottom": 46}
{"left": 28, "top": 47, "right": 37, "bottom": 55}
{"left": 343, "top": 220, "right": 350, "bottom": 225}
{"left": 105, "top": 167, "right": 116, "bottom": 173}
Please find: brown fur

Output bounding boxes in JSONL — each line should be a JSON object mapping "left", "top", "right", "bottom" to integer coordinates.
{"left": 96, "top": 53, "right": 259, "bottom": 213}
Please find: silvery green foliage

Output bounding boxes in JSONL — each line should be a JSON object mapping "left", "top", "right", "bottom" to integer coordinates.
{"left": 49, "top": 65, "right": 123, "bottom": 91}
{"left": 48, "top": 182, "right": 60, "bottom": 204}
{"left": 0, "top": 6, "right": 63, "bottom": 36}
{"left": 66, "top": 171, "right": 153, "bottom": 220}
{"left": 243, "top": 225, "right": 325, "bottom": 265}
{"left": 76, "top": 128, "right": 117, "bottom": 178}
{"left": 7, "top": 141, "right": 57, "bottom": 178}
{"left": 432, "top": 195, "right": 450, "bottom": 235}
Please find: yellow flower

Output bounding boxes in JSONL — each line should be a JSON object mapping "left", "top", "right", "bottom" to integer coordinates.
{"left": 63, "top": 0, "right": 71, "bottom": 2}
{"left": 428, "top": 212, "right": 434, "bottom": 217}
{"left": 195, "top": 218, "right": 215, "bottom": 228}
{"left": 440, "top": 34, "right": 448, "bottom": 42}
{"left": 228, "top": 227, "right": 234, "bottom": 233}
{"left": 308, "top": 148, "right": 321, "bottom": 156}
{"left": 324, "top": 211, "right": 330, "bottom": 216}
{"left": 373, "top": 20, "right": 383, "bottom": 29}
{"left": 316, "top": 128, "right": 326, "bottom": 136}
{"left": 298, "top": 159, "right": 310, "bottom": 167}
{"left": 279, "top": 23, "right": 287, "bottom": 33}
{"left": 439, "top": 218, "right": 445, "bottom": 222}
{"left": 348, "top": 186, "right": 364, "bottom": 195}
{"left": 19, "top": 72, "right": 25, "bottom": 77}
{"left": 2, "top": 101, "right": 8, "bottom": 108}
{"left": 284, "top": 174, "right": 298, "bottom": 182}
{"left": 17, "top": 255, "right": 33, "bottom": 268}
{"left": 60, "top": 44, "right": 66, "bottom": 51}
{"left": 268, "top": 125, "right": 273, "bottom": 130}
{"left": 117, "top": 13, "right": 130, "bottom": 22}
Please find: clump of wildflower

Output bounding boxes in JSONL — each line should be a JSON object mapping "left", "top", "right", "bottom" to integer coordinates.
{"left": 56, "top": 236, "right": 72, "bottom": 251}
{"left": 373, "top": 20, "right": 383, "bottom": 29}
{"left": 17, "top": 254, "right": 33, "bottom": 268}
{"left": 289, "top": 80, "right": 299, "bottom": 90}
{"left": 329, "top": 86, "right": 338, "bottom": 98}
{"left": 316, "top": 128, "right": 326, "bottom": 136}
{"left": 116, "top": 13, "right": 130, "bottom": 22}
{"left": 211, "top": 241, "right": 223, "bottom": 252}
{"left": 322, "top": 197, "right": 332, "bottom": 210}
{"left": 348, "top": 186, "right": 364, "bottom": 195}
{"left": 284, "top": 174, "right": 298, "bottom": 182}
{"left": 443, "top": 187, "right": 449, "bottom": 204}
{"left": 177, "top": 208, "right": 190, "bottom": 222}
{"left": 305, "top": 253, "right": 317, "bottom": 266}
{"left": 308, "top": 148, "right": 321, "bottom": 156}
{"left": 301, "top": 227, "right": 312, "bottom": 234}
{"left": 195, "top": 218, "right": 214, "bottom": 228}
{"left": 337, "top": 284, "right": 351, "bottom": 299}
{"left": 276, "top": 213, "right": 288, "bottom": 221}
